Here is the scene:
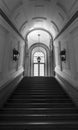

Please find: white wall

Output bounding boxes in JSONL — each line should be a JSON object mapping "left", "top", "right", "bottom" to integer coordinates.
{"left": 54, "top": 19, "right": 78, "bottom": 88}
{"left": 0, "top": 15, "right": 25, "bottom": 88}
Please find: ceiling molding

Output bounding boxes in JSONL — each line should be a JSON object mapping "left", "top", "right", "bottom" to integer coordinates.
{"left": 54, "top": 11, "right": 78, "bottom": 41}
{"left": 1, "top": 0, "right": 10, "bottom": 11}
{"left": 51, "top": 21, "right": 59, "bottom": 32}
{"left": 13, "top": 1, "right": 23, "bottom": 12}
{"left": 29, "top": 43, "right": 50, "bottom": 53}
{"left": 35, "top": 19, "right": 43, "bottom": 22}
{"left": 69, "top": 0, "right": 78, "bottom": 11}
{"left": 19, "top": 21, "right": 28, "bottom": 31}
{"left": 56, "top": 2, "right": 68, "bottom": 16}
{"left": 0, "top": 8, "right": 25, "bottom": 41}
{"left": 58, "top": 12, "right": 65, "bottom": 21}
{"left": 32, "top": 17, "right": 47, "bottom": 20}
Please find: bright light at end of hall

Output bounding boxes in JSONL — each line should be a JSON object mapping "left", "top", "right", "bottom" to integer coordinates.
{"left": 29, "top": 21, "right": 56, "bottom": 38}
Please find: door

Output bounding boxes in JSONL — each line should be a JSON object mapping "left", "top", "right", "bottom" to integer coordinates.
{"left": 34, "top": 63, "right": 45, "bottom": 76}
{"left": 33, "top": 52, "right": 45, "bottom": 77}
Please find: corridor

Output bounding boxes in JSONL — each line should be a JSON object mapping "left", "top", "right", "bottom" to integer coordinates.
{"left": 0, "top": 0, "right": 78, "bottom": 129}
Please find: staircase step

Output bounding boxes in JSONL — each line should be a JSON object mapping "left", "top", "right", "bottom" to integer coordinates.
{"left": 0, "top": 114, "right": 78, "bottom": 122}
{"left": 9, "top": 96, "right": 70, "bottom": 100}
{"left": 5, "top": 103, "right": 73, "bottom": 108}
{"left": 11, "top": 95, "right": 69, "bottom": 98}
{"left": 13, "top": 93, "right": 68, "bottom": 96}
{"left": 0, "top": 77, "right": 78, "bottom": 129}
{"left": 7, "top": 98, "right": 73, "bottom": 103}
{"left": 1, "top": 122, "right": 78, "bottom": 130}
{"left": 0, "top": 108, "right": 77, "bottom": 115}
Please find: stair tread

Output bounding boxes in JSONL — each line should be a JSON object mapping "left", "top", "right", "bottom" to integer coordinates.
{"left": 0, "top": 77, "right": 78, "bottom": 129}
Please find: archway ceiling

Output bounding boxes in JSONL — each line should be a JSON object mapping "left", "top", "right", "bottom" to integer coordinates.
{"left": 28, "top": 30, "right": 51, "bottom": 48}
{"left": 0, "top": 0, "right": 77, "bottom": 39}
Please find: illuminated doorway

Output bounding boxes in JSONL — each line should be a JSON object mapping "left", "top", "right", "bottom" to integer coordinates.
{"left": 33, "top": 52, "right": 45, "bottom": 76}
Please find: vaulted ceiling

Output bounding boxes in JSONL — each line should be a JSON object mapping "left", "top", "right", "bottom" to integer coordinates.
{"left": 27, "top": 29, "right": 51, "bottom": 48}
{"left": 0, "top": 0, "right": 77, "bottom": 39}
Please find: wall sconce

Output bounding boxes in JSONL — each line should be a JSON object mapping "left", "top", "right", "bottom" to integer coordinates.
{"left": 60, "top": 49, "right": 66, "bottom": 62}
{"left": 13, "top": 48, "right": 19, "bottom": 61}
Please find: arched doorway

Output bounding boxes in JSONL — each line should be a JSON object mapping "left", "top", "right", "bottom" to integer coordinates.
{"left": 33, "top": 51, "right": 45, "bottom": 76}
{"left": 28, "top": 43, "right": 50, "bottom": 77}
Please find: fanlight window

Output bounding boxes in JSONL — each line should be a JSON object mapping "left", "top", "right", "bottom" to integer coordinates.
{"left": 33, "top": 52, "right": 45, "bottom": 63}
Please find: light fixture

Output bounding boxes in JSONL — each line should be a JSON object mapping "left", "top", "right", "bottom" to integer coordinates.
{"left": 60, "top": 49, "right": 66, "bottom": 62}
{"left": 38, "top": 33, "right": 40, "bottom": 43}
{"left": 37, "top": 56, "right": 41, "bottom": 63}
{"left": 13, "top": 48, "right": 20, "bottom": 61}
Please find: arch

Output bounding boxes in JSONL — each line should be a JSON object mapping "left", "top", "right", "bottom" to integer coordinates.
{"left": 26, "top": 28, "right": 53, "bottom": 49}
{"left": 32, "top": 17, "right": 47, "bottom": 20}
{"left": 28, "top": 43, "right": 50, "bottom": 77}
{"left": 20, "top": 22, "right": 56, "bottom": 40}
{"left": 26, "top": 28, "right": 53, "bottom": 41}
{"left": 32, "top": 49, "right": 46, "bottom": 76}
{"left": 26, "top": 28, "right": 53, "bottom": 50}
{"left": 51, "top": 21, "right": 59, "bottom": 32}
{"left": 19, "top": 20, "right": 28, "bottom": 31}
{"left": 29, "top": 42, "right": 50, "bottom": 53}
{"left": 33, "top": 49, "right": 45, "bottom": 56}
